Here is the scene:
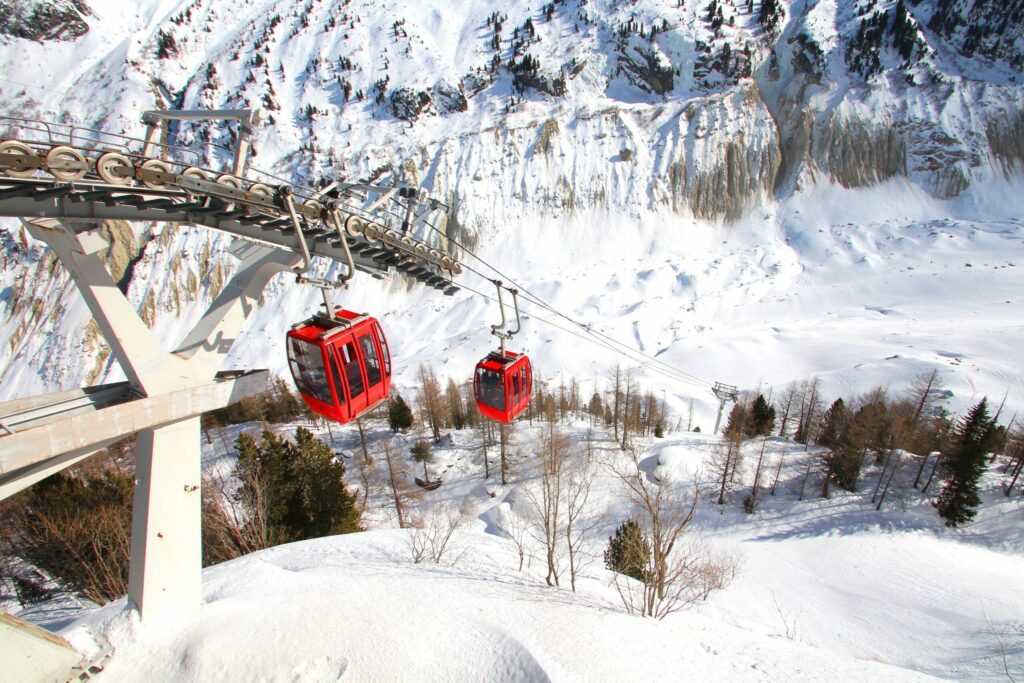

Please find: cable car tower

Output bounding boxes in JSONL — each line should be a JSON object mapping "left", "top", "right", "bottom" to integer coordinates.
{"left": 0, "top": 110, "right": 460, "bottom": 623}
{"left": 712, "top": 381, "right": 739, "bottom": 434}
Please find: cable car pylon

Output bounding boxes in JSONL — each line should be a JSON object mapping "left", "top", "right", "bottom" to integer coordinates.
{"left": 712, "top": 381, "right": 739, "bottom": 434}
{"left": 473, "top": 280, "right": 533, "bottom": 423}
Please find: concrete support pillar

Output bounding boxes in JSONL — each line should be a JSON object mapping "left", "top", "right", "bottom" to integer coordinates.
{"left": 128, "top": 417, "right": 202, "bottom": 621}
{"left": 22, "top": 218, "right": 300, "bottom": 623}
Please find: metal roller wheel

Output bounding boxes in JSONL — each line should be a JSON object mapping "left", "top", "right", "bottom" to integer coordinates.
{"left": 95, "top": 151, "right": 133, "bottom": 185}
{"left": 247, "top": 182, "right": 273, "bottom": 203}
{"left": 215, "top": 174, "right": 242, "bottom": 189}
{"left": 46, "top": 145, "right": 88, "bottom": 181}
{"left": 181, "top": 166, "right": 209, "bottom": 182}
{"left": 302, "top": 199, "right": 323, "bottom": 221}
{"left": 140, "top": 158, "right": 172, "bottom": 190}
{"left": 215, "top": 174, "right": 243, "bottom": 209}
{"left": 0, "top": 140, "right": 39, "bottom": 178}
{"left": 244, "top": 182, "right": 273, "bottom": 215}
{"left": 345, "top": 216, "right": 365, "bottom": 236}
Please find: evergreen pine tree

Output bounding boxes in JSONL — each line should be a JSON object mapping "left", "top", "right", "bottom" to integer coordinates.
{"left": 234, "top": 428, "right": 361, "bottom": 543}
{"left": 156, "top": 30, "right": 178, "bottom": 59}
{"left": 751, "top": 394, "right": 776, "bottom": 436}
{"left": 286, "top": 428, "right": 362, "bottom": 537}
{"left": 388, "top": 394, "right": 414, "bottom": 432}
{"left": 935, "top": 399, "right": 995, "bottom": 527}
{"left": 411, "top": 438, "right": 433, "bottom": 480}
{"left": 603, "top": 519, "right": 650, "bottom": 583}
{"left": 724, "top": 402, "right": 749, "bottom": 437}
{"left": 817, "top": 399, "right": 847, "bottom": 448}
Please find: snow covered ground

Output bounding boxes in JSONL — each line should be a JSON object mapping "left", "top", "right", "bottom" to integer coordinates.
{"left": 19, "top": 418, "right": 1023, "bottom": 682}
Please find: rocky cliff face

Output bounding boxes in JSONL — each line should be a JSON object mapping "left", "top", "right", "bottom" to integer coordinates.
{"left": 758, "top": 0, "right": 1024, "bottom": 198}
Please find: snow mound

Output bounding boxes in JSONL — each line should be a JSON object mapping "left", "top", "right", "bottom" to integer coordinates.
{"left": 67, "top": 529, "right": 933, "bottom": 682}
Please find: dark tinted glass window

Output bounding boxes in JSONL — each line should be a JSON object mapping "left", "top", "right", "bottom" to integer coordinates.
{"left": 359, "top": 334, "right": 382, "bottom": 387}
{"left": 374, "top": 323, "right": 391, "bottom": 377}
{"left": 287, "top": 337, "right": 333, "bottom": 405}
{"left": 329, "top": 354, "right": 346, "bottom": 406}
{"left": 475, "top": 367, "right": 506, "bottom": 410}
{"left": 342, "top": 341, "right": 364, "bottom": 398}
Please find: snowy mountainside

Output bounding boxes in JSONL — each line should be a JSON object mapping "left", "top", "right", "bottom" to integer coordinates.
{"left": 1, "top": 0, "right": 1023, "bottom": 420}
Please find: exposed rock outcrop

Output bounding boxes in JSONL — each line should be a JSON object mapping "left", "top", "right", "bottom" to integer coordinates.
{"left": 617, "top": 41, "right": 674, "bottom": 96}
{"left": 0, "top": 0, "right": 90, "bottom": 42}
{"left": 817, "top": 118, "right": 906, "bottom": 189}
{"left": 986, "top": 111, "right": 1024, "bottom": 176}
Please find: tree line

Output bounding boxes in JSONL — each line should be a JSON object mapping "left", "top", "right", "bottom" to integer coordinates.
{"left": 713, "top": 370, "right": 1021, "bottom": 526}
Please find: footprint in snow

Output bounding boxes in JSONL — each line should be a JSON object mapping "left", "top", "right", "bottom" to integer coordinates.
{"left": 287, "top": 655, "right": 348, "bottom": 682}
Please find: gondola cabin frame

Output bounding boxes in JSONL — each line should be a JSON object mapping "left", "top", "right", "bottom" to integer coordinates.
{"left": 474, "top": 350, "right": 532, "bottom": 423}
{"left": 286, "top": 310, "right": 392, "bottom": 424}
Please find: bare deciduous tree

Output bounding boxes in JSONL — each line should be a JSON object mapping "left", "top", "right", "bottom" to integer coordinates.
{"left": 406, "top": 501, "right": 472, "bottom": 565}
{"left": 523, "top": 423, "right": 570, "bottom": 586}
{"left": 775, "top": 383, "right": 799, "bottom": 437}
{"left": 495, "top": 503, "right": 530, "bottom": 571}
{"left": 610, "top": 363, "right": 623, "bottom": 442}
{"left": 498, "top": 421, "right": 515, "bottom": 485}
{"left": 610, "top": 449, "right": 719, "bottom": 619}
{"left": 381, "top": 438, "right": 420, "bottom": 528}
{"left": 708, "top": 433, "right": 744, "bottom": 505}
{"left": 697, "top": 545, "right": 744, "bottom": 600}
{"left": 417, "top": 364, "right": 445, "bottom": 441}
{"left": 564, "top": 450, "right": 601, "bottom": 592}
{"left": 745, "top": 436, "right": 771, "bottom": 513}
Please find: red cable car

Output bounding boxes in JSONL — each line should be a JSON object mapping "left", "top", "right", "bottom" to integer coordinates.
{"left": 474, "top": 349, "right": 532, "bottom": 423}
{"left": 473, "top": 281, "right": 532, "bottom": 423}
{"left": 286, "top": 309, "right": 392, "bottom": 423}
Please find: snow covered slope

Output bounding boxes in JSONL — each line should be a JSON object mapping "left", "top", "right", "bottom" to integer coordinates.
{"left": 1, "top": 0, "right": 1023, "bottom": 422}
{"left": 28, "top": 423, "right": 1022, "bottom": 681}
{"left": 65, "top": 530, "right": 934, "bottom": 682}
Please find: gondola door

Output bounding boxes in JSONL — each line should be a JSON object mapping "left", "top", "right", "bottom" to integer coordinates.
{"left": 331, "top": 336, "right": 368, "bottom": 420}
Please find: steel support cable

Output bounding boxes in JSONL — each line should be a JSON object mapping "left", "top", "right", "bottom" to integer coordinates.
{"left": 452, "top": 258, "right": 708, "bottom": 387}
{"left": 454, "top": 279, "right": 659, "bottom": 375}
{"left": 425, "top": 224, "right": 712, "bottom": 388}
{"left": 453, "top": 277, "right": 709, "bottom": 389}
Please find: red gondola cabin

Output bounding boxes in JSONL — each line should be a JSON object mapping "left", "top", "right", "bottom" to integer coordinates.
{"left": 286, "top": 310, "right": 392, "bottom": 424}
{"left": 474, "top": 350, "right": 532, "bottom": 423}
